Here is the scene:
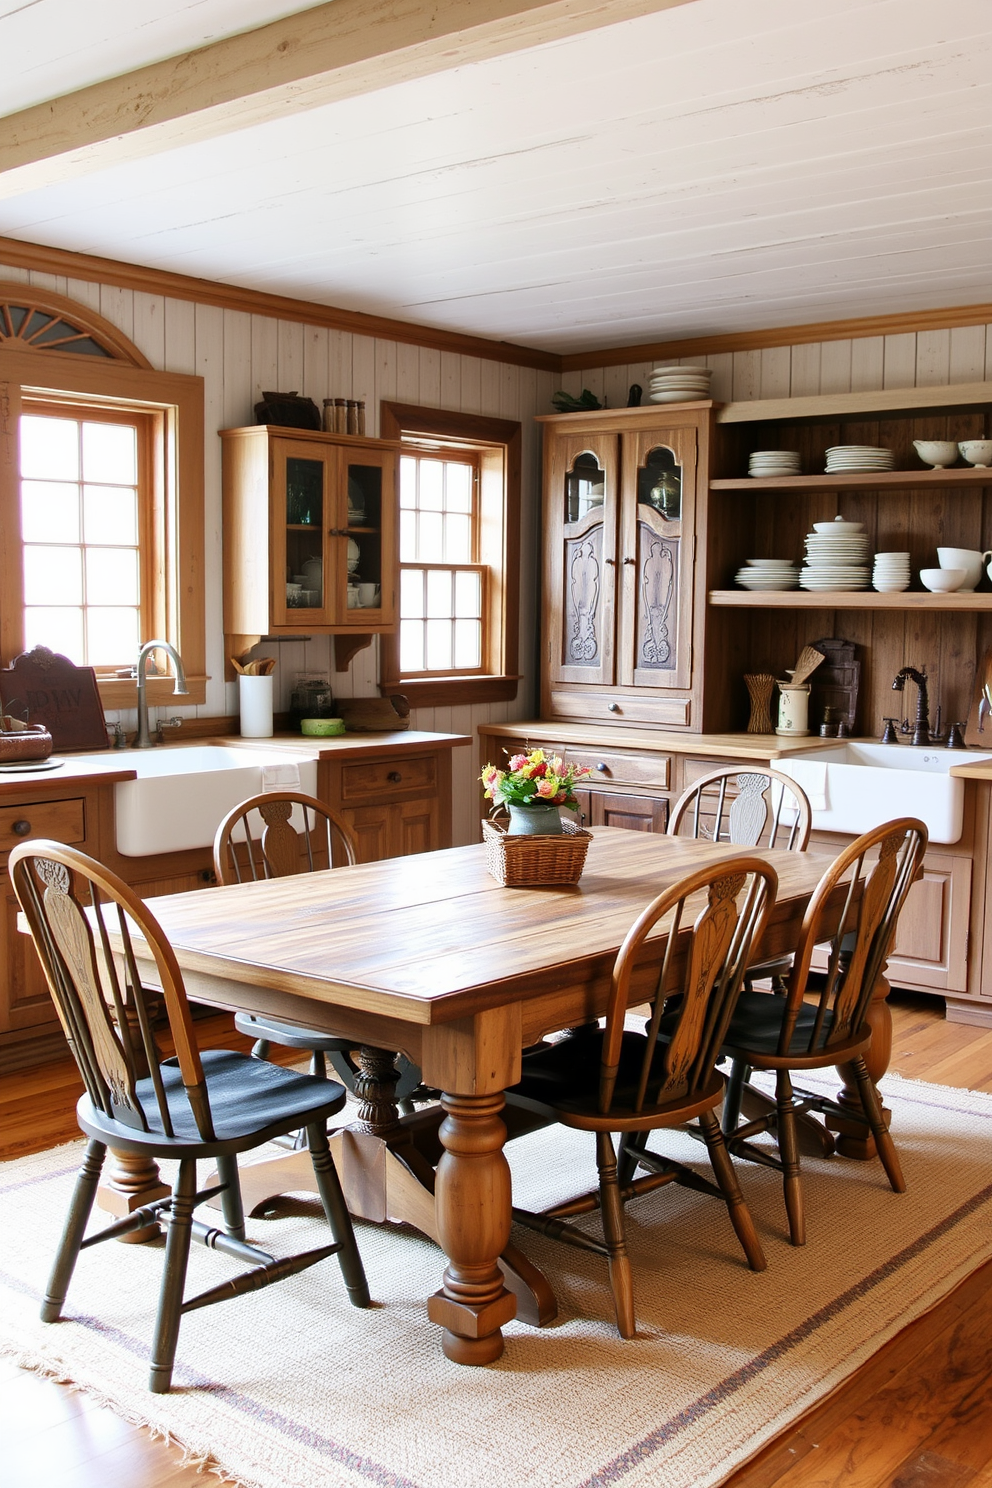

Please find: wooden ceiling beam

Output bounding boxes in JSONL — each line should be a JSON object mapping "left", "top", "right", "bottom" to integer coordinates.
{"left": 0, "top": 0, "right": 699, "bottom": 199}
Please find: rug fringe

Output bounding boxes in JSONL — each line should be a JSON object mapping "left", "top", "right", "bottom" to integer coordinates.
{"left": 0, "top": 1341, "right": 269, "bottom": 1488}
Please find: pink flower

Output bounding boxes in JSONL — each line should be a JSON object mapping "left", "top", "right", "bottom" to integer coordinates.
{"left": 507, "top": 754, "right": 528, "bottom": 771}
{"left": 536, "top": 779, "right": 556, "bottom": 798}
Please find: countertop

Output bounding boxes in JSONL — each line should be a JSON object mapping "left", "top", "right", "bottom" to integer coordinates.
{"left": 476, "top": 721, "right": 859, "bottom": 761}
{"left": 0, "top": 729, "right": 472, "bottom": 796}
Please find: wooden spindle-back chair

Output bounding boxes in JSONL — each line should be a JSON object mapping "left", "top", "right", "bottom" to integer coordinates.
{"left": 505, "top": 856, "right": 778, "bottom": 1338}
{"left": 213, "top": 791, "right": 424, "bottom": 1104}
{"left": 9, "top": 839, "right": 369, "bottom": 1393}
{"left": 720, "top": 817, "right": 928, "bottom": 1246}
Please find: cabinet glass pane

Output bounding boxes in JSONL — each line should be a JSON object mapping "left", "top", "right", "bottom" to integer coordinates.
{"left": 565, "top": 451, "right": 605, "bottom": 523}
{"left": 348, "top": 463, "right": 383, "bottom": 599}
{"left": 286, "top": 458, "right": 323, "bottom": 527}
{"left": 638, "top": 446, "right": 681, "bottom": 519}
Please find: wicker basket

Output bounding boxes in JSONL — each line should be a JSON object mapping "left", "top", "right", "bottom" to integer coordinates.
{"left": 481, "top": 817, "right": 592, "bottom": 888}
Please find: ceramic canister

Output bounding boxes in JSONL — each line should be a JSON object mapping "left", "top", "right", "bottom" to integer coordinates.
{"left": 775, "top": 681, "right": 811, "bottom": 737}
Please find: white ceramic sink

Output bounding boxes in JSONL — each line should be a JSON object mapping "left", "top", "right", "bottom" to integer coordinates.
{"left": 109, "top": 745, "right": 318, "bottom": 856}
{"left": 776, "top": 742, "right": 992, "bottom": 844}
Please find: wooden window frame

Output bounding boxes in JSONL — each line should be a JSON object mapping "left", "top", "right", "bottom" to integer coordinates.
{"left": 1, "top": 344, "right": 206, "bottom": 709}
{"left": 379, "top": 402, "right": 520, "bottom": 708}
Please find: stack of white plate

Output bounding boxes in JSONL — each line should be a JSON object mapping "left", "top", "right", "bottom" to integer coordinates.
{"left": 749, "top": 450, "right": 801, "bottom": 477}
{"left": 648, "top": 365, "right": 713, "bottom": 403}
{"left": 734, "top": 559, "right": 800, "bottom": 591}
{"left": 873, "top": 551, "right": 911, "bottom": 593}
{"left": 800, "top": 516, "right": 871, "bottom": 591}
{"left": 824, "top": 445, "right": 894, "bottom": 474}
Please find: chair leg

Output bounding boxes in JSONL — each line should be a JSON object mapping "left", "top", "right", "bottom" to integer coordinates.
{"left": 722, "top": 1059, "right": 750, "bottom": 1137}
{"left": 698, "top": 1110, "right": 766, "bottom": 1272}
{"left": 251, "top": 1038, "right": 272, "bottom": 1061}
{"left": 307, "top": 1121, "right": 370, "bottom": 1308}
{"left": 617, "top": 1131, "right": 648, "bottom": 1188}
{"left": 215, "top": 1155, "right": 246, "bottom": 1241}
{"left": 41, "top": 1140, "right": 106, "bottom": 1323}
{"left": 149, "top": 1159, "right": 197, "bottom": 1394}
{"left": 776, "top": 1070, "right": 805, "bottom": 1246}
{"left": 309, "top": 1049, "right": 327, "bottom": 1078}
{"left": 852, "top": 1057, "right": 906, "bottom": 1193}
{"left": 596, "top": 1131, "right": 635, "bottom": 1338}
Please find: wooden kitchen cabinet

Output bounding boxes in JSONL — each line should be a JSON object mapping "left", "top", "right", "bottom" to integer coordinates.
{"left": 221, "top": 425, "right": 399, "bottom": 657}
{"left": 539, "top": 407, "right": 704, "bottom": 730}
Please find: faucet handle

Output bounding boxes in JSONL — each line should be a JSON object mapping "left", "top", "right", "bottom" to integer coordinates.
{"left": 880, "top": 717, "right": 900, "bottom": 744}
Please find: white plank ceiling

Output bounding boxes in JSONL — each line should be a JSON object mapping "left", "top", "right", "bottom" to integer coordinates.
{"left": 2, "top": 0, "right": 991, "bottom": 354}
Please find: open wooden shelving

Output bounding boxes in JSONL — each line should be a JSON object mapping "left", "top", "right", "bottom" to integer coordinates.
{"left": 709, "top": 590, "right": 992, "bottom": 610}
{"left": 712, "top": 468, "right": 992, "bottom": 493}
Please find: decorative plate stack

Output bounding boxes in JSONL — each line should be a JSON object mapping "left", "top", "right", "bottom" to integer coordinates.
{"left": 648, "top": 365, "right": 713, "bottom": 403}
{"left": 800, "top": 516, "right": 871, "bottom": 591}
{"left": 735, "top": 558, "right": 800, "bottom": 591}
{"left": 873, "top": 552, "right": 911, "bottom": 592}
{"left": 824, "top": 445, "right": 894, "bottom": 474}
{"left": 748, "top": 450, "right": 801, "bottom": 477}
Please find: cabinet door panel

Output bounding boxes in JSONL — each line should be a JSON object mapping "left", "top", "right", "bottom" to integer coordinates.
{"left": 394, "top": 798, "right": 439, "bottom": 856}
{"left": 545, "top": 433, "right": 619, "bottom": 688}
{"left": 619, "top": 425, "right": 698, "bottom": 693}
{"left": 1, "top": 886, "right": 54, "bottom": 1033}
{"left": 590, "top": 791, "right": 669, "bottom": 833}
{"left": 886, "top": 852, "right": 970, "bottom": 994}
{"left": 341, "top": 804, "right": 392, "bottom": 863}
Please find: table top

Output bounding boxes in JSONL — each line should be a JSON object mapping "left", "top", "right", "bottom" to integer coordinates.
{"left": 140, "top": 828, "right": 830, "bottom": 1028}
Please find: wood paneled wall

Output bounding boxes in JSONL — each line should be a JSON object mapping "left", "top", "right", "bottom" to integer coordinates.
{"left": 0, "top": 258, "right": 556, "bottom": 844}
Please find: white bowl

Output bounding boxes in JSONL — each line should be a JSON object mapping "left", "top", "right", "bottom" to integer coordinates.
{"left": 873, "top": 580, "right": 910, "bottom": 593}
{"left": 913, "top": 440, "right": 959, "bottom": 467}
{"left": 812, "top": 518, "right": 864, "bottom": 534}
{"left": 919, "top": 567, "right": 965, "bottom": 592}
{"left": 958, "top": 440, "right": 992, "bottom": 468}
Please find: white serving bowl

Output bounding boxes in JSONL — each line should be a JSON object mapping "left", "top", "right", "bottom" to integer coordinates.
{"left": 958, "top": 441, "right": 992, "bottom": 468}
{"left": 812, "top": 518, "right": 864, "bottom": 534}
{"left": 913, "top": 440, "right": 959, "bottom": 467}
{"left": 919, "top": 567, "right": 965, "bottom": 592}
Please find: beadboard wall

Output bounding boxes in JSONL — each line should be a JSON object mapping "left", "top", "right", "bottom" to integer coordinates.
{"left": 1, "top": 258, "right": 556, "bottom": 845}
{"left": 5, "top": 251, "right": 990, "bottom": 844}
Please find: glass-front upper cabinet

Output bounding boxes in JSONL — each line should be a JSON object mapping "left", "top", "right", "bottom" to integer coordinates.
{"left": 544, "top": 432, "right": 620, "bottom": 689}
{"left": 620, "top": 426, "right": 696, "bottom": 692}
{"left": 221, "top": 426, "right": 398, "bottom": 650}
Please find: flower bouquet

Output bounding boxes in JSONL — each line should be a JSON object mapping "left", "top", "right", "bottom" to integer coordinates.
{"left": 479, "top": 748, "right": 593, "bottom": 886}
{"left": 480, "top": 748, "right": 591, "bottom": 831}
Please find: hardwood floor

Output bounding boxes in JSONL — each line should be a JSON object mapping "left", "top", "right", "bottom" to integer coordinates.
{"left": 2, "top": 994, "right": 992, "bottom": 1488}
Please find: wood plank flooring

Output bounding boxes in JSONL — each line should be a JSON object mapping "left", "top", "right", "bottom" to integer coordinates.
{"left": 2, "top": 993, "right": 991, "bottom": 1488}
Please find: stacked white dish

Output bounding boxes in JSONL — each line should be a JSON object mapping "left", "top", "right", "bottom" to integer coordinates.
{"left": 734, "top": 558, "right": 800, "bottom": 591}
{"left": 749, "top": 450, "right": 801, "bottom": 477}
{"left": 824, "top": 445, "right": 894, "bottom": 474}
{"left": 873, "top": 551, "right": 911, "bottom": 593}
{"left": 800, "top": 516, "right": 871, "bottom": 591}
{"left": 648, "top": 365, "right": 713, "bottom": 403}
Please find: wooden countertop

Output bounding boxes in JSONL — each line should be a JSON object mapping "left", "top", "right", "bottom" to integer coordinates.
{"left": 476, "top": 721, "right": 850, "bottom": 761}
{"left": 0, "top": 729, "right": 471, "bottom": 797}
{"left": 949, "top": 757, "right": 992, "bottom": 780}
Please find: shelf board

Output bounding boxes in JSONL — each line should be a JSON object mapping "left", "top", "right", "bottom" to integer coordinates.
{"left": 709, "top": 590, "right": 992, "bottom": 610}
{"left": 711, "top": 468, "right": 992, "bottom": 493}
{"left": 716, "top": 380, "right": 992, "bottom": 424}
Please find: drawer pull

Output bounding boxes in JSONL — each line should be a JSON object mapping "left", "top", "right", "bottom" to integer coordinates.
{"left": 387, "top": 771, "right": 402, "bottom": 783}
{"left": 595, "top": 762, "right": 609, "bottom": 773}
{"left": 608, "top": 702, "right": 621, "bottom": 714}
{"left": 11, "top": 819, "right": 32, "bottom": 837}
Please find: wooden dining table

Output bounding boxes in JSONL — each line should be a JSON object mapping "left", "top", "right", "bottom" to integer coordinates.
{"left": 122, "top": 826, "right": 859, "bottom": 1366}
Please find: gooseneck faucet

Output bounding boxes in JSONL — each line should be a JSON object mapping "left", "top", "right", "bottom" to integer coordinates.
{"left": 891, "top": 666, "right": 930, "bottom": 746}
{"left": 134, "top": 640, "right": 188, "bottom": 748}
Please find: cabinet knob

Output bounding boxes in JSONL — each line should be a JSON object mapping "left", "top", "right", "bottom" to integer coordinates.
{"left": 595, "top": 762, "right": 609, "bottom": 773}
{"left": 604, "top": 557, "right": 616, "bottom": 566}
{"left": 608, "top": 703, "right": 621, "bottom": 714}
{"left": 11, "top": 819, "right": 32, "bottom": 836}
{"left": 623, "top": 557, "right": 636, "bottom": 565}
{"left": 387, "top": 770, "right": 402, "bottom": 783}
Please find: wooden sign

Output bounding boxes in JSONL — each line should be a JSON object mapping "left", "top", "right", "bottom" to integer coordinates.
{"left": 0, "top": 646, "right": 109, "bottom": 751}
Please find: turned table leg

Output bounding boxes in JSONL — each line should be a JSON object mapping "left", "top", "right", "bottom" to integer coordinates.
{"left": 829, "top": 972, "right": 893, "bottom": 1160}
{"left": 98, "top": 1151, "right": 169, "bottom": 1242}
{"left": 427, "top": 1091, "right": 517, "bottom": 1364}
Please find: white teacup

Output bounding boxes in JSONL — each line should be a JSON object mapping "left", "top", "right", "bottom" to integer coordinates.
{"left": 937, "top": 546, "right": 991, "bottom": 592}
{"left": 357, "top": 583, "right": 380, "bottom": 606}
{"left": 959, "top": 440, "right": 992, "bottom": 468}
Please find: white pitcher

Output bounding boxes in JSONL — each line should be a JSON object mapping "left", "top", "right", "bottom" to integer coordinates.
{"left": 775, "top": 681, "right": 811, "bottom": 737}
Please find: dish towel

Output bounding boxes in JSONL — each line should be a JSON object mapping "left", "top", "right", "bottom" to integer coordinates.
{"left": 260, "top": 762, "right": 302, "bottom": 793}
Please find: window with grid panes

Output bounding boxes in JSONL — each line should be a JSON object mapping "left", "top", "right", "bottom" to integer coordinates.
{"left": 399, "top": 449, "right": 486, "bottom": 676}
{"left": 19, "top": 407, "right": 150, "bottom": 669}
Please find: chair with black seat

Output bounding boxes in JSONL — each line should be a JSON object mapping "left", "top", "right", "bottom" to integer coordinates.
{"left": 668, "top": 765, "right": 811, "bottom": 995}
{"left": 213, "top": 790, "right": 425, "bottom": 1109}
{"left": 720, "top": 817, "right": 927, "bottom": 1247}
{"left": 9, "top": 838, "right": 370, "bottom": 1394}
{"left": 505, "top": 856, "right": 778, "bottom": 1339}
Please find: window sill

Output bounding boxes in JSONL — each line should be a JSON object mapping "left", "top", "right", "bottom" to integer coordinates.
{"left": 379, "top": 674, "right": 520, "bottom": 709}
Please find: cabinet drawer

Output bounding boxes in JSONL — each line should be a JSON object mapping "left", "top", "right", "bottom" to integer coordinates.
{"left": 549, "top": 689, "right": 691, "bottom": 728}
{"left": 340, "top": 754, "right": 437, "bottom": 803}
{"left": 586, "top": 750, "right": 670, "bottom": 789}
{"left": 0, "top": 798, "right": 85, "bottom": 856}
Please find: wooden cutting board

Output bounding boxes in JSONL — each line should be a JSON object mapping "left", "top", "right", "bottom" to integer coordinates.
{"left": 0, "top": 646, "right": 109, "bottom": 751}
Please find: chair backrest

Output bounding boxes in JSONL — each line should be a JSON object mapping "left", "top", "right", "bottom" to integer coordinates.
{"left": 213, "top": 790, "right": 357, "bottom": 885}
{"left": 780, "top": 817, "right": 928, "bottom": 1056}
{"left": 667, "top": 766, "right": 812, "bottom": 852}
{"left": 602, "top": 856, "right": 777, "bottom": 1116}
{"left": 8, "top": 840, "right": 215, "bottom": 1140}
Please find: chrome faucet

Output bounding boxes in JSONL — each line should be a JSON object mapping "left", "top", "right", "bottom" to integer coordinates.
{"left": 891, "top": 666, "right": 930, "bottom": 746}
{"left": 134, "top": 640, "right": 188, "bottom": 748}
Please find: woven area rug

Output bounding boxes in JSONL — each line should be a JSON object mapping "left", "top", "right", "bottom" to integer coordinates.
{"left": 2, "top": 1072, "right": 991, "bottom": 1488}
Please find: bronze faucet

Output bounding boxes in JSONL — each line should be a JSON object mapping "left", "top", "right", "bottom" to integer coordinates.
{"left": 891, "top": 667, "right": 930, "bottom": 746}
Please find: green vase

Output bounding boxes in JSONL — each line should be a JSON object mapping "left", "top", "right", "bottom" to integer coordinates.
{"left": 507, "top": 801, "right": 564, "bottom": 836}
